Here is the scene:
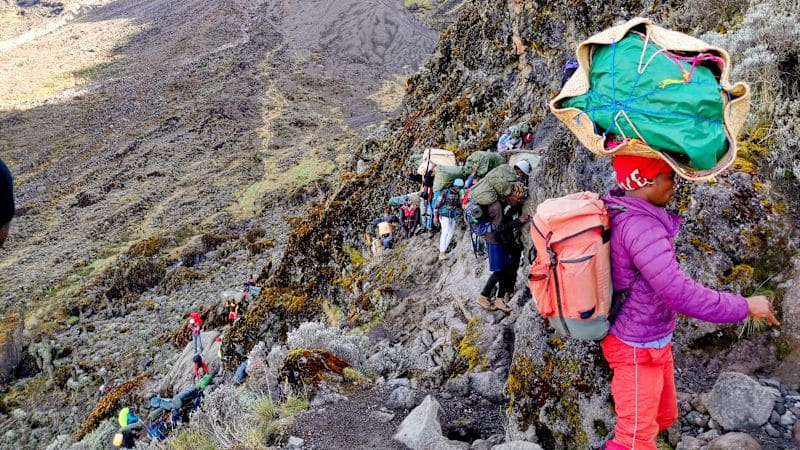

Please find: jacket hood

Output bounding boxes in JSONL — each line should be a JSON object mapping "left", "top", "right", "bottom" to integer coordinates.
{"left": 604, "top": 188, "right": 681, "bottom": 236}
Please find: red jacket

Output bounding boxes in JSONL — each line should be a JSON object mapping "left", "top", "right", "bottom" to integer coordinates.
{"left": 194, "top": 361, "right": 209, "bottom": 379}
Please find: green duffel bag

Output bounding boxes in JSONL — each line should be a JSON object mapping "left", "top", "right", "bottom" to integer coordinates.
{"left": 469, "top": 164, "right": 517, "bottom": 206}
{"left": 465, "top": 151, "right": 505, "bottom": 177}
{"left": 561, "top": 32, "right": 727, "bottom": 170}
{"left": 432, "top": 165, "right": 466, "bottom": 192}
{"left": 388, "top": 192, "right": 421, "bottom": 207}
{"left": 198, "top": 374, "right": 213, "bottom": 389}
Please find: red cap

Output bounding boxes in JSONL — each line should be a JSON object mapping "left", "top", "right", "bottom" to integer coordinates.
{"left": 612, "top": 155, "right": 674, "bottom": 190}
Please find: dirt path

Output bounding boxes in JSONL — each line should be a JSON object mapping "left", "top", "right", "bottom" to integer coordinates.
{"left": 291, "top": 386, "right": 407, "bottom": 450}
{"left": 290, "top": 383, "right": 506, "bottom": 449}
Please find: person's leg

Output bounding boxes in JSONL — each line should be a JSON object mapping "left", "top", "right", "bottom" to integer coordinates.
{"left": 235, "top": 362, "right": 248, "bottom": 384}
{"left": 655, "top": 346, "right": 679, "bottom": 432}
{"left": 439, "top": 216, "right": 454, "bottom": 253}
{"left": 193, "top": 335, "right": 199, "bottom": 353}
{"left": 481, "top": 272, "right": 501, "bottom": 298}
{"left": 601, "top": 336, "right": 663, "bottom": 450}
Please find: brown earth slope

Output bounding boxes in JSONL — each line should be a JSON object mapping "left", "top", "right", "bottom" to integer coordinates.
{"left": 0, "top": 0, "right": 435, "bottom": 310}
{"left": 0, "top": 0, "right": 436, "bottom": 446}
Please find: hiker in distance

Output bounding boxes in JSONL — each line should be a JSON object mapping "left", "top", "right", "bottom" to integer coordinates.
{"left": 399, "top": 196, "right": 420, "bottom": 239}
{"left": 370, "top": 211, "right": 400, "bottom": 251}
{"left": 0, "top": 159, "right": 14, "bottom": 249}
{"left": 433, "top": 178, "right": 464, "bottom": 260}
{"left": 601, "top": 155, "right": 779, "bottom": 450}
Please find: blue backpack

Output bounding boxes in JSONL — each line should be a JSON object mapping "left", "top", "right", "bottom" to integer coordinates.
{"left": 464, "top": 200, "right": 494, "bottom": 236}
{"left": 147, "top": 422, "right": 167, "bottom": 440}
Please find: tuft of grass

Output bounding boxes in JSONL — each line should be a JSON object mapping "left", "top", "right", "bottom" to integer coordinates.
{"left": 251, "top": 396, "right": 277, "bottom": 422}
{"left": 738, "top": 289, "right": 775, "bottom": 339}
{"left": 278, "top": 395, "right": 309, "bottom": 418}
{"left": 168, "top": 429, "right": 218, "bottom": 450}
{"left": 343, "top": 367, "right": 366, "bottom": 384}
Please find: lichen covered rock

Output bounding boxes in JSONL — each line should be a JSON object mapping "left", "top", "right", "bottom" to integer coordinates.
{"left": 506, "top": 301, "right": 614, "bottom": 448}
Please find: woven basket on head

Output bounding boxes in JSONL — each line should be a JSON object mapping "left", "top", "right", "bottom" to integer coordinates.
{"left": 549, "top": 18, "right": 751, "bottom": 181}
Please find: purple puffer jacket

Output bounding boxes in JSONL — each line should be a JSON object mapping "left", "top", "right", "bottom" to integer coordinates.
{"left": 604, "top": 189, "right": 748, "bottom": 343}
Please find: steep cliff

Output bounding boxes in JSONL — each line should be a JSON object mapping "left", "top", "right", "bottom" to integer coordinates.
{"left": 249, "top": 0, "right": 799, "bottom": 448}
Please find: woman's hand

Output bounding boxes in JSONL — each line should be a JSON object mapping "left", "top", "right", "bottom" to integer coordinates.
{"left": 745, "top": 295, "right": 780, "bottom": 326}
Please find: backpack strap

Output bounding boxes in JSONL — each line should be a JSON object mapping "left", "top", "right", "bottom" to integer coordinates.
{"left": 608, "top": 269, "right": 640, "bottom": 325}
{"left": 606, "top": 204, "right": 640, "bottom": 325}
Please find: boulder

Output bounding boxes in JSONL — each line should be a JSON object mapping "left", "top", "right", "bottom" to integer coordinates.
{"left": 491, "top": 441, "right": 545, "bottom": 450}
{"left": 286, "top": 436, "right": 305, "bottom": 449}
{"left": 706, "top": 372, "right": 775, "bottom": 430}
{"left": 393, "top": 395, "right": 444, "bottom": 450}
{"left": 684, "top": 411, "right": 710, "bottom": 428}
{"left": 707, "top": 432, "right": 762, "bottom": 450}
{"left": 0, "top": 314, "right": 23, "bottom": 383}
{"left": 387, "top": 386, "right": 418, "bottom": 410}
{"left": 160, "top": 330, "right": 221, "bottom": 394}
{"left": 309, "top": 383, "right": 348, "bottom": 408}
{"left": 676, "top": 436, "right": 704, "bottom": 450}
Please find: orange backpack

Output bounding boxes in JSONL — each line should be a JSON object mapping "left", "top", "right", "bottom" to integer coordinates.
{"left": 528, "top": 192, "right": 613, "bottom": 340}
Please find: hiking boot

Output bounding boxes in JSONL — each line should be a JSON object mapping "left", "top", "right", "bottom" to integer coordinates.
{"left": 495, "top": 294, "right": 512, "bottom": 313}
{"left": 476, "top": 295, "right": 496, "bottom": 311}
{"left": 438, "top": 252, "right": 447, "bottom": 260}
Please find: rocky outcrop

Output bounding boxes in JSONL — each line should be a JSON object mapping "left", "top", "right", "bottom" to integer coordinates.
{"left": 0, "top": 313, "right": 23, "bottom": 383}
{"left": 505, "top": 300, "right": 614, "bottom": 448}
{"left": 775, "top": 266, "right": 800, "bottom": 385}
{"left": 160, "top": 330, "right": 221, "bottom": 395}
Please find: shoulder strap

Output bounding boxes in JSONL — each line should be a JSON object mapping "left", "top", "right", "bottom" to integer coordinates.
{"left": 608, "top": 268, "right": 640, "bottom": 325}
{"left": 606, "top": 204, "right": 641, "bottom": 325}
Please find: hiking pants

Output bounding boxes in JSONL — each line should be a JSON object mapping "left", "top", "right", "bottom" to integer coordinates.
{"left": 193, "top": 335, "right": 203, "bottom": 354}
{"left": 235, "top": 361, "right": 249, "bottom": 384}
{"left": 601, "top": 335, "right": 678, "bottom": 450}
{"left": 480, "top": 267, "right": 516, "bottom": 298}
{"left": 438, "top": 216, "right": 457, "bottom": 253}
{"left": 403, "top": 223, "right": 414, "bottom": 238}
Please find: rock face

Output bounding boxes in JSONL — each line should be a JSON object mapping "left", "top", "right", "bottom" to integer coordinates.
{"left": 706, "top": 372, "right": 775, "bottom": 430}
{"left": 776, "top": 267, "right": 800, "bottom": 385}
{"left": 506, "top": 300, "right": 615, "bottom": 448}
{"left": 393, "top": 395, "right": 444, "bottom": 450}
{"left": 259, "top": 0, "right": 791, "bottom": 445}
{"left": 160, "top": 330, "right": 221, "bottom": 394}
{"left": 0, "top": 314, "right": 23, "bottom": 383}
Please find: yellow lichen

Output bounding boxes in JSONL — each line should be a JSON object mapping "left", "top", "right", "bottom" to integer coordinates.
{"left": 722, "top": 264, "right": 755, "bottom": 286}
{"left": 458, "top": 319, "right": 487, "bottom": 370}
{"left": 689, "top": 238, "right": 715, "bottom": 253}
